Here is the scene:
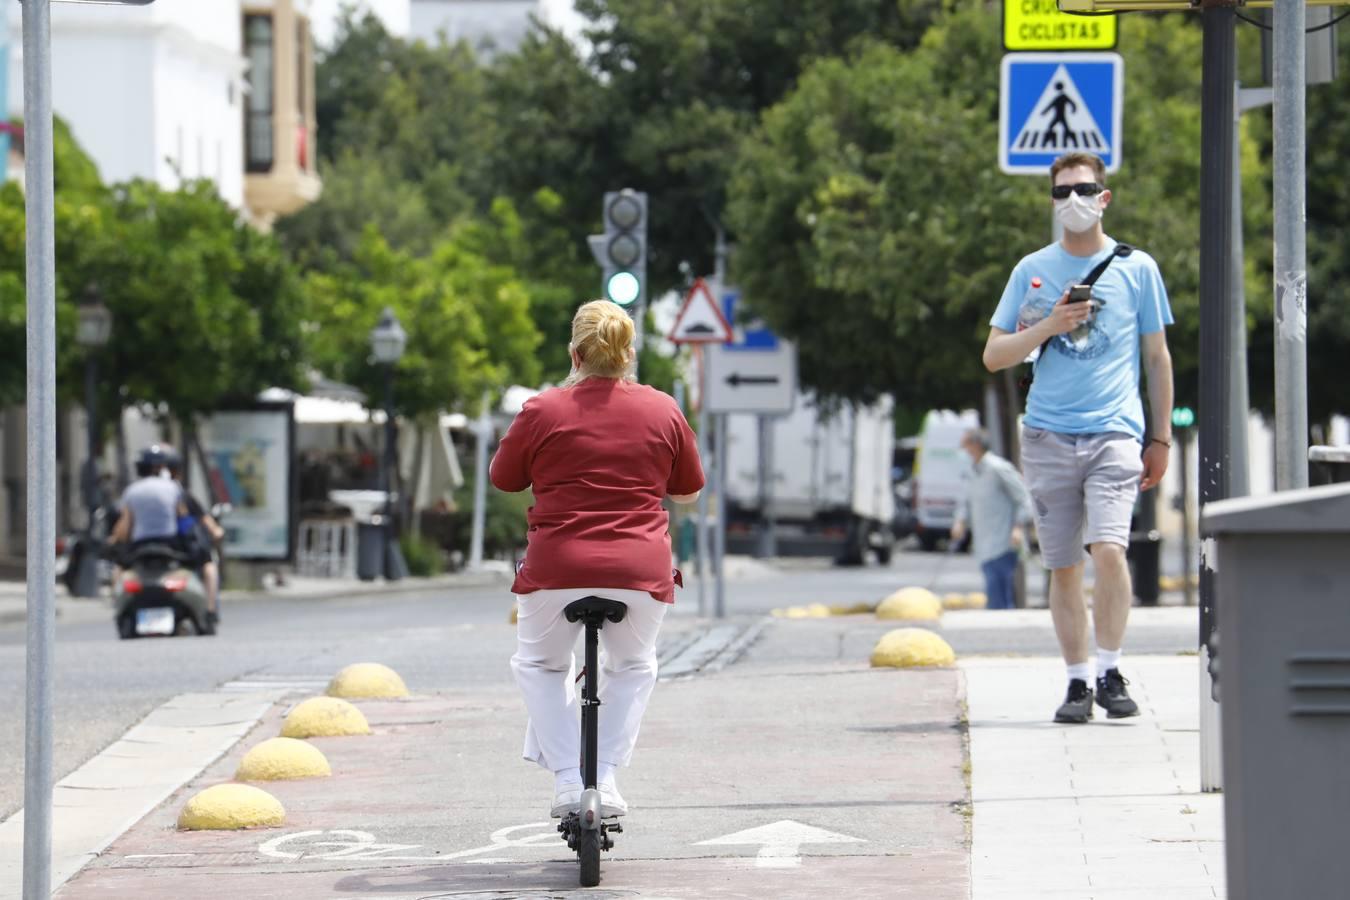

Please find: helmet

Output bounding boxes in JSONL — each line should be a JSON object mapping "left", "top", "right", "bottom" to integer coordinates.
{"left": 136, "top": 444, "right": 181, "bottom": 475}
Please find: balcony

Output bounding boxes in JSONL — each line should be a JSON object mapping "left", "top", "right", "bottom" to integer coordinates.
{"left": 242, "top": 1, "right": 321, "bottom": 227}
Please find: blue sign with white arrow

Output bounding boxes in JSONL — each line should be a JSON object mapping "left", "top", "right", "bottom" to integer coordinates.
{"left": 1000, "top": 52, "right": 1123, "bottom": 176}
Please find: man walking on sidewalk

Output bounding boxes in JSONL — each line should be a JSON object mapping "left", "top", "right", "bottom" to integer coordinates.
{"left": 950, "top": 429, "right": 1033, "bottom": 611}
{"left": 979, "top": 151, "right": 1175, "bottom": 723}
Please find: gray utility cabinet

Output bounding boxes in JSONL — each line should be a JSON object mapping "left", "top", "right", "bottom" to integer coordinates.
{"left": 1202, "top": 483, "right": 1350, "bottom": 900}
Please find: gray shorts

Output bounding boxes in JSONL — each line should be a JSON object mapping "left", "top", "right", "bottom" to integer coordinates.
{"left": 1021, "top": 427, "right": 1143, "bottom": 570}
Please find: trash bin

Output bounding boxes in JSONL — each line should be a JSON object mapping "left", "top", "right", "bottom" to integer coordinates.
{"left": 356, "top": 518, "right": 387, "bottom": 582}
{"left": 1202, "top": 482, "right": 1350, "bottom": 900}
{"left": 1126, "top": 527, "right": 1161, "bottom": 606}
{"left": 1309, "top": 445, "right": 1350, "bottom": 485}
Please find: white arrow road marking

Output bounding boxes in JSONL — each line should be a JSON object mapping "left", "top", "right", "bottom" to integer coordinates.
{"left": 695, "top": 819, "right": 866, "bottom": 868}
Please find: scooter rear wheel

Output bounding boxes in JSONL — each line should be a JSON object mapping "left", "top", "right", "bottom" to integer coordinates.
{"left": 578, "top": 828, "right": 601, "bottom": 887}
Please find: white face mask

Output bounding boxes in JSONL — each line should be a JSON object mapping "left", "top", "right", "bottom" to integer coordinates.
{"left": 1055, "top": 192, "right": 1103, "bottom": 233}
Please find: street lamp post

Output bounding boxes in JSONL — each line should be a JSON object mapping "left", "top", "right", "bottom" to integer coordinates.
{"left": 370, "top": 307, "right": 408, "bottom": 581}
{"left": 72, "top": 286, "right": 112, "bottom": 598}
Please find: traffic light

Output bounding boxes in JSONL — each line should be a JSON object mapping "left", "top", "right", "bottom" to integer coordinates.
{"left": 1172, "top": 406, "right": 1196, "bottom": 430}
{"left": 589, "top": 189, "right": 647, "bottom": 309}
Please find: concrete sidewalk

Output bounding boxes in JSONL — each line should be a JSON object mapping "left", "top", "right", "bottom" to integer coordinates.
{"left": 965, "top": 655, "right": 1225, "bottom": 899}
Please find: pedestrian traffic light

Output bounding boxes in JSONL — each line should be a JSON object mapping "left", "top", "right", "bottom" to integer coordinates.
{"left": 1172, "top": 407, "right": 1196, "bottom": 429}
{"left": 589, "top": 189, "right": 647, "bottom": 309}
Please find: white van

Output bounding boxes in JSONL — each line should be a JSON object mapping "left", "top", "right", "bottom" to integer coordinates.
{"left": 912, "top": 409, "right": 980, "bottom": 551}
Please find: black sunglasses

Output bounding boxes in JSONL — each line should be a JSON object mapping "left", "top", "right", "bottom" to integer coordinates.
{"left": 1051, "top": 182, "right": 1104, "bottom": 200}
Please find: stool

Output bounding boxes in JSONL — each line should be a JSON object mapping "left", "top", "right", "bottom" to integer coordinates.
{"left": 297, "top": 518, "right": 357, "bottom": 579}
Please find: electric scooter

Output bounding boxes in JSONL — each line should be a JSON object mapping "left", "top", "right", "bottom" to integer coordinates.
{"left": 557, "top": 596, "right": 628, "bottom": 888}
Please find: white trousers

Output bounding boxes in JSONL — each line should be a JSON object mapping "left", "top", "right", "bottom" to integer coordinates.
{"left": 511, "top": 588, "right": 667, "bottom": 773}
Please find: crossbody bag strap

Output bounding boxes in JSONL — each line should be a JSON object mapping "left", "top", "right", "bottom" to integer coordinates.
{"left": 1021, "top": 243, "right": 1134, "bottom": 389}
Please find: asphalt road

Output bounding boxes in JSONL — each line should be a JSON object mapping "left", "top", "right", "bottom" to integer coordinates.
{"left": 0, "top": 547, "right": 1197, "bottom": 821}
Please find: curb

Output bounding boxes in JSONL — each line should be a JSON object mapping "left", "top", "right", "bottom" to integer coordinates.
{"left": 220, "top": 571, "right": 509, "bottom": 606}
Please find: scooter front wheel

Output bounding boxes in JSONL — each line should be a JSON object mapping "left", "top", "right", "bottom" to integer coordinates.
{"left": 578, "top": 828, "right": 601, "bottom": 887}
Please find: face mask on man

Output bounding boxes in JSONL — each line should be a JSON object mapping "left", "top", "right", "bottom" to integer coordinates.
{"left": 1055, "top": 192, "right": 1103, "bottom": 233}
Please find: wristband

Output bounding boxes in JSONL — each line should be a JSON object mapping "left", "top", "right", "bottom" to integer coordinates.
{"left": 1150, "top": 438, "right": 1172, "bottom": 448}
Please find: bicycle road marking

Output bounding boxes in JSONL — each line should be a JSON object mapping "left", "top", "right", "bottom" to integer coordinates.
{"left": 257, "top": 823, "right": 558, "bottom": 863}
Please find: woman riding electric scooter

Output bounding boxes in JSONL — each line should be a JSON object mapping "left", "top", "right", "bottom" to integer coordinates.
{"left": 490, "top": 300, "right": 704, "bottom": 867}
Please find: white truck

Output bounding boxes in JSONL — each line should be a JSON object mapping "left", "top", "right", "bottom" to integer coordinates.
{"left": 722, "top": 393, "right": 896, "bottom": 564}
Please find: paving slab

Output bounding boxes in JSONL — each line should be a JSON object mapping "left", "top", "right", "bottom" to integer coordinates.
{"left": 965, "top": 655, "right": 1225, "bottom": 900}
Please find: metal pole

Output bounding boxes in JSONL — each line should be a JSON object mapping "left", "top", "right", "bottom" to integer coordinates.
{"left": 1229, "top": 82, "right": 1253, "bottom": 499}
{"left": 382, "top": 365, "right": 402, "bottom": 580}
{"left": 1198, "top": 4, "right": 1237, "bottom": 795}
{"left": 469, "top": 390, "right": 489, "bottom": 570}
{"left": 695, "top": 350, "right": 711, "bottom": 617}
{"left": 714, "top": 412, "right": 728, "bottom": 618}
{"left": 1180, "top": 432, "right": 1194, "bottom": 608}
{"left": 83, "top": 357, "right": 98, "bottom": 526}
{"left": 753, "top": 415, "right": 776, "bottom": 558}
{"left": 22, "top": 1, "right": 56, "bottom": 895}
{"left": 632, "top": 298, "right": 645, "bottom": 382}
{"left": 709, "top": 225, "right": 730, "bottom": 617}
{"left": 1273, "top": 0, "right": 1309, "bottom": 491}
{"left": 70, "top": 354, "right": 102, "bottom": 598}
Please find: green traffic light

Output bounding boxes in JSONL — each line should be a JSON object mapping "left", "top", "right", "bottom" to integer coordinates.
{"left": 606, "top": 271, "right": 640, "bottom": 307}
{"left": 1171, "top": 407, "right": 1195, "bottom": 429}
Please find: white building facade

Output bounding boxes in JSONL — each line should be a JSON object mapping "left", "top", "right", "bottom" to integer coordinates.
{"left": 6, "top": 2, "right": 247, "bottom": 206}
{"left": 410, "top": 0, "right": 540, "bottom": 52}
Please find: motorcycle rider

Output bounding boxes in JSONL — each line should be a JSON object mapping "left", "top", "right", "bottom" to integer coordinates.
{"left": 109, "top": 444, "right": 218, "bottom": 630}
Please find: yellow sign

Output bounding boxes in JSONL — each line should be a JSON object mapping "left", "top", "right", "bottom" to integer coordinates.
{"left": 1004, "top": 0, "right": 1117, "bottom": 51}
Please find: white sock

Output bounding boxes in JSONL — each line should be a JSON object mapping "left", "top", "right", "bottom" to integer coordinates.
{"left": 597, "top": 762, "right": 617, "bottom": 787}
{"left": 1097, "top": 647, "right": 1121, "bottom": 675}
{"left": 554, "top": 767, "right": 581, "bottom": 790}
{"left": 1067, "top": 662, "right": 1094, "bottom": 684}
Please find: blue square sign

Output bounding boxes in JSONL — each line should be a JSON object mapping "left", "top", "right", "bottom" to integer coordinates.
{"left": 1000, "top": 52, "right": 1123, "bottom": 176}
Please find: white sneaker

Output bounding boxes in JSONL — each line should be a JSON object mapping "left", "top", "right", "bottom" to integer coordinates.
{"left": 551, "top": 784, "right": 582, "bottom": 818}
{"left": 598, "top": 781, "right": 628, "bottom": 817}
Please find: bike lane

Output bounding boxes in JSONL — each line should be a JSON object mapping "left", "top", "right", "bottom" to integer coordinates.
{"left": 56, "top": 621, "right": 970, "bottom": 899}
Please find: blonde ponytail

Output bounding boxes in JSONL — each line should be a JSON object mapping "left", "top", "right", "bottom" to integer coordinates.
{"left": 566, "top": 300, "right": 636, "bottom": 385}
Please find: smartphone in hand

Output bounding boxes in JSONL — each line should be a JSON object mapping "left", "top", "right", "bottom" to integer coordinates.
{"left": 1068, "top": 284, "right": 1092, "bottom": 303}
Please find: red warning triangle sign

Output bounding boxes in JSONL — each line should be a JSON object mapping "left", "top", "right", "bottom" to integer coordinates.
{"left": 668, "top": 278, "right": 733, "bottom": 344}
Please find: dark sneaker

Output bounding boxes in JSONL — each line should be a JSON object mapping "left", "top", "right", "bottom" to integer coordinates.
{"left": 1054, "top": 678, "right": 1094, "bottom": 723}
{"left": 1096, "top": 668, "right": 1140, "bottom": 719}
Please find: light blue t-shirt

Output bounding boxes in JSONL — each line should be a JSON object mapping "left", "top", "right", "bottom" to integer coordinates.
{"left": 992, "top": 238, "right": 1173, "bottom": 440}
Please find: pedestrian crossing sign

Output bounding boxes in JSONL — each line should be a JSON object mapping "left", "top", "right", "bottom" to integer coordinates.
{"left": 999, "top": 52, "right": 1123, "bottom": 176}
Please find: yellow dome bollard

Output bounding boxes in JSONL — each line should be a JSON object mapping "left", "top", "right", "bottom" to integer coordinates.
{"left": 965, "top": 592, "right": 988, "bottom": 610}
{"left": 177, "top": 784, "right": 285, "bottom": 831}
{"left": 281, "top": 696, "right": 371, "bottom": 739}
{"left": 942, "top": 592, "right": 967, "bottom": 610}
{"left": 784, "top": 606, "right": 811, "bottom": 619}
{"left": 870, "top": 628, "right": 956, "bottom": 668}
{"left": 805, "top": 603, "right": 832, "bottom": 618}
{"left": 876, "top": 587, "right": 942, "bottom": 621}
{"left": 326, "top": 663, "right": 409, "bottom": 699}
{"left": 236, "top": 737, "right": 332, "bottom": 781}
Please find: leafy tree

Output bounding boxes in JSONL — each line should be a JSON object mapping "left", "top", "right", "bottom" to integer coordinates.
{"left": 0, "top": 121, "right": 304, "bottom": 423}
{"left": 315, "top": 10, "right": 496, "bottom": 221}
{"left": 68, "top": 179, "right": 308, "bottom": 423}
{"left": 302, "top": 227, "right": 542, "bottom": 422}
{"left": 273, "top": 151, "right": 441, "bottom": 269}
{"left": 488, "top": 0, "right": 943, "bottom": 293}
{"left": 726, "top": 9, "right": 1270, "bottom": 417}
